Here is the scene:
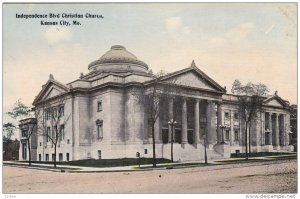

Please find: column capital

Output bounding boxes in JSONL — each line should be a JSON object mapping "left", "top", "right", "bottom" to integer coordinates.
{"left": 195, "top": 98, "right": 201, "bottom": 103}
{"left": 216, "top": 101, "right": 223, "bottom": 105}
{"left": 168, "top": 96, "right": 175, "bottom": 100}
{"left": 182, "top": 96, "right": 188, "bottom": 101}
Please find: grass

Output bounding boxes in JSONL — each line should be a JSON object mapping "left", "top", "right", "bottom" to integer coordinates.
{"left": 3, "top": 162, "right": 78, "bottom": 171}
{"left": 18, "top": 158, "right": 173, "bottom": 168}
{"left": 139, "top": 162, "right": 213, "bottom": 169}
{"left": 217, "top": 154, "right": 297, "bottom": 164}
{"left": 231, "top": 152, "right": 297, "bottom": 158}
{"left": 9, "top": 153, "right": 297, "bottom": 169}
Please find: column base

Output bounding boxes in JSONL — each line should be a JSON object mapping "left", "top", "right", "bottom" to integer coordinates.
{"left": 213, "top": 143, "right": 231, "bottom": 158}
{"left": 273, "top": 145, "right": 280, "bottom": 150}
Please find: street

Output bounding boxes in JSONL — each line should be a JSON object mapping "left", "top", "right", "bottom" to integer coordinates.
{"left": 3, "top": 159, "right": 297, "bottom": 194}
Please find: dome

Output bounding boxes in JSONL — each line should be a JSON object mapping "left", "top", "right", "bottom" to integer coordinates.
{"left": 88, "top": 45, "right": 149, "bottom": 73}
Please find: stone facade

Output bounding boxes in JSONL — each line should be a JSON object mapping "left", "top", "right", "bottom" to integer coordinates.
{"left": 19, "top": 45, "right": 294, "bottom": 162}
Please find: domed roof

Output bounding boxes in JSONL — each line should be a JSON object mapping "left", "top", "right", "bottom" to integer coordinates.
{"left": 88, "top": 45, "right": 148, "bottom": 73}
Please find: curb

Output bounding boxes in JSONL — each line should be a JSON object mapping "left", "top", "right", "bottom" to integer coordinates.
{"left": 3, "top": 156, "right": 296, "bottom": 173}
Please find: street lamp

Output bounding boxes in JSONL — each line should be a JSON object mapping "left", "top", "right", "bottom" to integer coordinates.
{"left": 219, "top": 124, "right": 226, "bottom": 144}
{"left": 203, "top": 134, "right": 208, "bottom": 164}
{"left": 168, "top": 119, "right": 177, "bottom": 163}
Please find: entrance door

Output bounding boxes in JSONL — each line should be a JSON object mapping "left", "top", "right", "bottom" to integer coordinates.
{"left": 22, "top": 143, "right": 27, "bottom": 160}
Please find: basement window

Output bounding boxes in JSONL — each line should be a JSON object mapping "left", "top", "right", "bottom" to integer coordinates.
{"left": 97, "top": 101, "right": 102, "bottom": 112}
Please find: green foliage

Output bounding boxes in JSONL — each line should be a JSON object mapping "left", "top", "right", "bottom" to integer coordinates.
{"left": 21, "top": 158, "right": 172, "bottom": 167}
{"left": 3, "top": 122, "right": 16, "bottom": 141}
{"left": 231, "top": 80, "right": 269, "bottom": 122}
{"left": 155, "top": 69, "right": 168, "bottom": 78}
{"left": 7, "top": 99, "right": 32, "bottom": 119}
{"left": 231, "top": 80, "right": 269, "bottom": 97}
{"left": 231, "top": 152, "right": 295, "bottom": 158}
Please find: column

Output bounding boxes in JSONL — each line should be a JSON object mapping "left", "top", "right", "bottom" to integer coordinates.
{"left": 194, "top": 99, "right": 200, "bottom": 144}
{"left": 217, "top": 102, "right": 222, "bottom": 143}
{"left": 181, "top": 98, "right": 188, "bottom": 145}
{"left": 281, "top": 114, "right": 286, "bottom": 146}
{"left": 261, "top": 111, "right": 265, "bottom": 145}
{"left": 154, "top": 98, "right": 161, "bottom": 143}
{"left": 285, "top": 114, "right": 290, "bottom": 146}
{"left": 230, "top": 110, "right": 234, "bottom": 145}
{"left": 269, "top": 112, "right": 273, "bottom": 145}
{"left": 154, "top": 115, "right": 161, "bottom": 143}
{"left": 206, "top": 100, "right": 217, "bottom": 145}
{"left": 275, "top": 113, "right": 280, "bottom": 147}
{"left": 168, "top": 98, "right": 174, "bottom": 142}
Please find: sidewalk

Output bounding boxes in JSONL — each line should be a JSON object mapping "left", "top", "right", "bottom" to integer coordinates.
{"left": 3, "top": 153, "right": 296, "bottom": 173}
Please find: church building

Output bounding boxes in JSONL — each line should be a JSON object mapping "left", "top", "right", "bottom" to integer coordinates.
{"left": 19, "top": 45, "right": 294, "bottom": 162}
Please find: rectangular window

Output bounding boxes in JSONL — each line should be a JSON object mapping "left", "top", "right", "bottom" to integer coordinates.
{"left": 58, "top": 106, "right": 64, "bottom": 117}
{"left": 225, "top": 130, "right": 230, "bottom": 141}
{"left": 98, "top": 150, "right": 102, "bottom": 159}
{"left": 22, "top": 130, "right": 28, "bottom": 138}
{"left": 59, "top": 125, "right": 65, "bottom": 141}
{"left": 52, "top": 126, "right": 57, "bottom": 141}
{"left": 47, "top": 127, "right": 51, "bottom": 142}
{"left": 234, "top": 130, "right": 239, "bottom": 141}
{"left": 234, "top": 113, "right": 239, "bottom": 120}
{"left": 59, "top": 153, "right": 63, "bottom": 161}
{"left": 52, "top": 154, "right": 55, "bottom": 162}
{"left": 144, "top": 149, "right": 148, "bottom": 154}
{"left": 97, "top": 124, "right": 103, "bottom": 139}
{"left": 53, "top": 108, "right": 58, "bottom": 118}
{"left": 97, "top": 101, "right": 102, "bottom": 112}
{"left": 66, "top": 153, "right": 70, "bottom": 161}
{"left": 45, "top": 111, "right": 49, "bottom": 120}
{"left": 46, "top": 154, "right": 49, "bottom": 161}
{"left": 225, "top": 112, "right": 230, "bottom": 119}
{"left": 39, "top": 154, "right": 41, "bottom": 161}
{"left": 67, "top": 139, "right": 70, "bottom": 144}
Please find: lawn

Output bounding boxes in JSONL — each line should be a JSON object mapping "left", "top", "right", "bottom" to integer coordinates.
{"left": 18, "top": 158, "right": 172, "bottom": 168}
{"left": 230, "top": 152, "right": 297, "bottom": 158}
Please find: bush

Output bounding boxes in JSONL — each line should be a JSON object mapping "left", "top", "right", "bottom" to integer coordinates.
{"left": 231, "top": 152, "right": 295, "bottom": 158}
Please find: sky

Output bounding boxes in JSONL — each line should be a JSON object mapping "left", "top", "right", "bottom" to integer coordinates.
{"left": 3, "top": 3, "right": 297, "bottom": 125}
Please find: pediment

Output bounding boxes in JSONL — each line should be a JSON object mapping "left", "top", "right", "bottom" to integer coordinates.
{"left": 161, "top": 66, "right": 225, "bottom": 93}
{"left": 167, "top": 71, "right": 218, "bottom": 91}
{"left": 33, "top": 79, "right": 69, "bottom": 105}
{"left": 265, "top": 99, "right": 285, "bottom": 107}
{"left": 42, "top": 86, "right": 66, "bottom": 100}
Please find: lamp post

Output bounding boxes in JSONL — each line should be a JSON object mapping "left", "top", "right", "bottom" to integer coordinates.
{"left": 203, "top": 134, "right": 208, "bottom": 164}
{"left": 168, "top": 119, "right": 177, "bottom": 163}
{"left": 219, "top": 124, "right": 226, "bottom": 144}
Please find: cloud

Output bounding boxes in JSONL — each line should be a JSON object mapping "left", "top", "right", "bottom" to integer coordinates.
{"left": 44, "top": 27, "right": 72, "bottom": 45}
{"left": 165, "top": 17, "right": 182, "bottom": 32}
{"left": 208, "top": 37, "right": 228, "bottom": 48}
{"left": 226, "top": 22, "right": 256, "bottom": 40}
{"left": 265, "top": 24, "right": 275, "bottom": 35}
{"left": 183, "top": 26, "right": 191, "bottom": 34}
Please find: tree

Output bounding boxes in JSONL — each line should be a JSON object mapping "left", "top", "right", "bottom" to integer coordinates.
{"left": 42, "top": 98, "right": 70, "bottom": 167}
{"left": 19, "top": 118, "right": 37, "bottom": 165}
{"left": 231, "top": 80, "right": 269, "bottom": 159}
{"left": 7, "top": 99, "right": 32, "bottom": 119}
{"left": 131, "top": 70, "right": 180, "bottom": 167}
{"left": 3, "top": 123, "right": 16, "bottom": 143}
{"left": 5, "top": 99, "right": 34, "bottom": 164}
